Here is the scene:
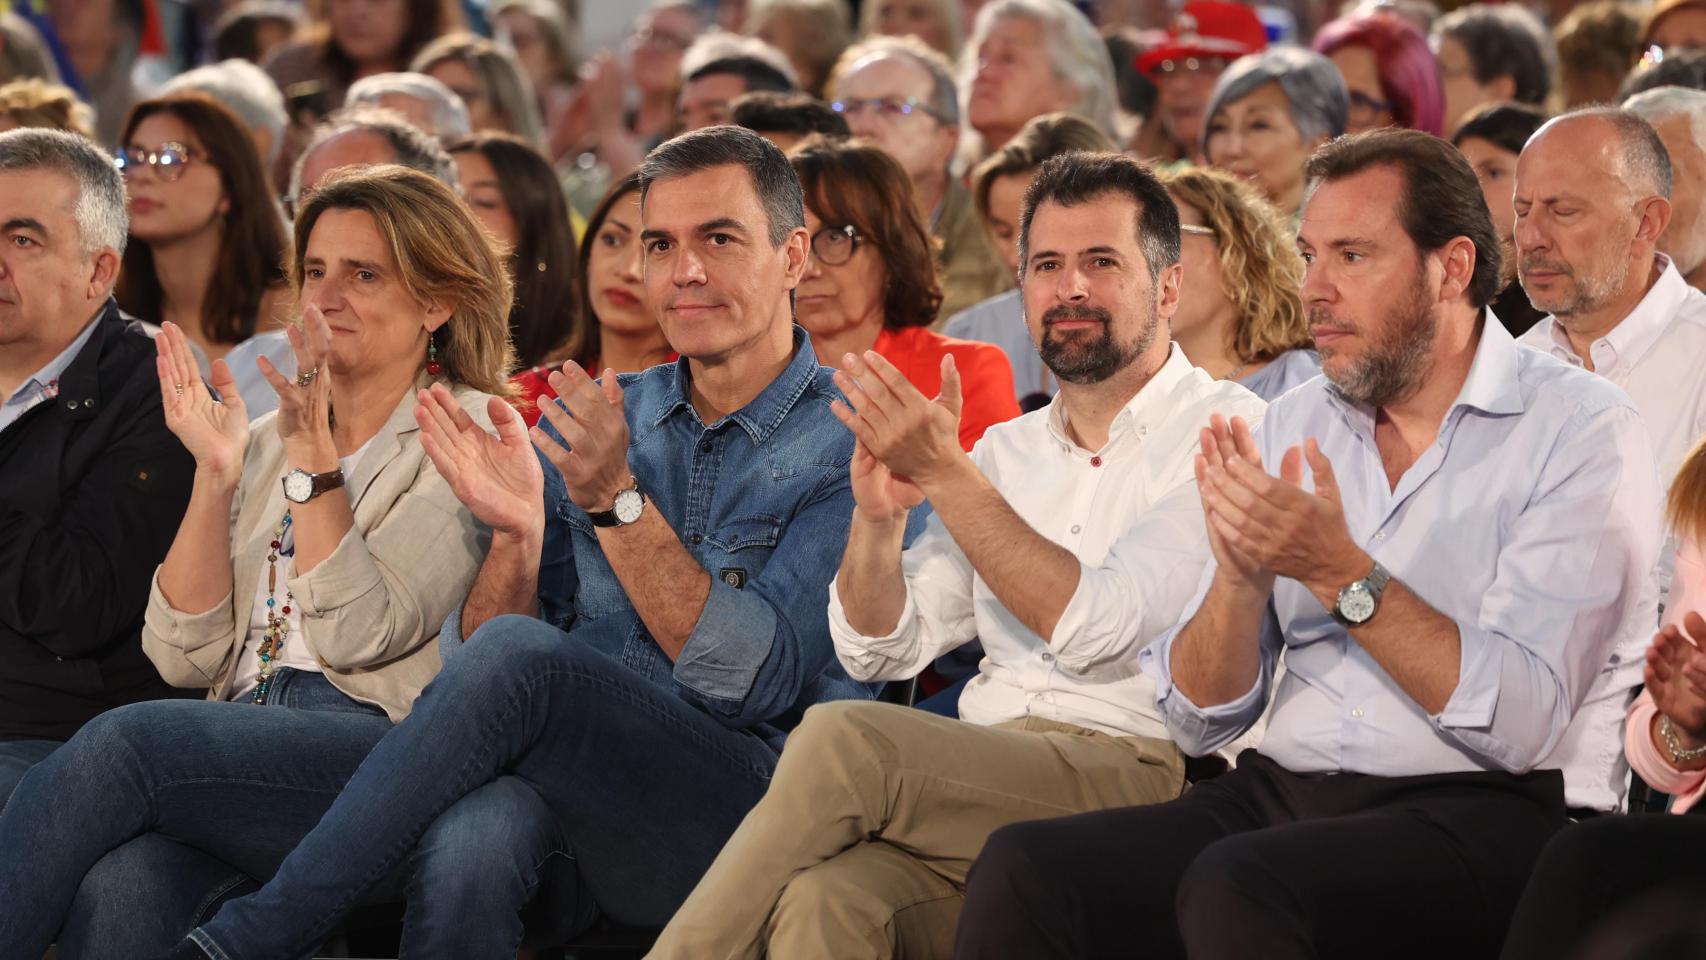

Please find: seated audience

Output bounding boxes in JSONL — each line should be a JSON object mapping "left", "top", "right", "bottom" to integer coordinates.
{"left": 789, "top": 135, "right": 1019, "bottom": 450}
{"left": 0, "top": 164, "right": 512, "bottom": 957}
{"left": 0, "top": 78, "right": 95, "bottom": 137}
{"left": 955, "top": 129, "right": 1661, "bottom": 959}
{"left": 961, "top": 0, "right": 1116, "bottom": 160}
{"left": 288, "top": 106, "right": 457, "bottom": 214}
{"left": 1646, "top": 0, "right": 1706, "bottom": 54}
{"left": 1131, "top": 1, "right": 1268, "bottom": 165}
{"left": 1553, "top": 0, "right": 1643, "bottom": 108}
{"left": 114, "top": 94, "right": 294, "bottom": 417}
{"left": 1430, "top": 4, "right": 1553, "bottom": 134}
{"left": 945, "top": 112, "right": 1114, "bottom": 409}
{"left": 1515, "top": 108, "right": 1706, "bottom": 573}
{"left": 1163, "top": 166, "right": 1319, "bottom": 399}
{"left": 730, "top": 89, "right": 849, "bottom": 149}
{"left": 131, "top": 126, "right": 891, "bottom": 958}
{"left": 0, "top": 129, "right": 195, "bottom": 808}
{"left": 745, "top": 0, "right": 851, "bottom": 97}
{"left": 211, "top": 0, "right": 300, "bottom": 66}
{"left": 1450, "top": 101, "right": 1549, "bottom": 336}
{"left": 489, "top": 0, "right": 581, "bottom": 127}
{"left": 651, "top": 150, "right": 1268, "bottom": 960}
{"left": 828, "top": 36, "right": 1011, "bottom": 321}
{"left": 509, "top": 171, "right": 676, "bottom": 426}
{"left": 160, "top": 59, "right": 290, "bottom": 177}
{"left": 0, "top": 11, "right": 58, "bottom": 83}
{"left": 344, "top": 71, "right": 472, "bottom": 140}
{"left": 263, "top": 0, "right": 457, "bottom": 121}
{"left": 1313, "top": 9, "right": 1444, "bottom": 135}
{"left": 1201, "top": 47, "right": 1348, "bottom": 220}
{"left": 1625, "top": 88, "right": 1706, "bottom": 293}
{"left": 46, "top": 0, "right": 147, "bottom": 145}
{"left": 677, "top": 41, "right": 797, "bottom": 131}
{"left": 447, "top": 132, "right": 578, "bottom": 372}
{"left": 860, "top": 0, "right": 961, "bottom": 57}
{"left": 411, "top": 32, "right": 546, "bottom": 148}
{"left": 618, "top": 1, "right": 704, "bottom": 146}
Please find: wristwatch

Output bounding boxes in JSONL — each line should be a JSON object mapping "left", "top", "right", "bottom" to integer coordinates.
{"left": 282, "top": 467, "right": 345, "bottom": 504}
{"left": 1331, "top": 561, "right": 1391, "bottom": 626}
{"left": 588, "top": 479, "right": 647, "bottom": 528}
{"left": 1658, "top": 714, "right": 1706, "bottom": 764}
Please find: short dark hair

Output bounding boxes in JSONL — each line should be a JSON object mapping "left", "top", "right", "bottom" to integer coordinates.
{"left": 639, "top": 125, "right": 806, "bottom": 248}
{"left": 1306, "top": 129, "right": 1503, "bottom": 309}
{"left": 686, "top": 56, "right": 796, "bottom": 95}
{"left": 1017, "top": 151, "right": 1180, "bottom": 282}
{"left": 1619, "top": 49, "right": 1706, "bottom": 100}
{"left": 730, "top": 91, "right": 850, "bottom": 139}
{"left": 1434, "top": 5, "right": 1554, "bottom": 107}
{"left": 1450, "top": 100, "right": 1549, "bottom": 155}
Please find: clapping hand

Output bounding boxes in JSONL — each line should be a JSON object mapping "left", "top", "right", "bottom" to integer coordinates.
{"left": 830, "top": 351, "right": 965, "bottom": 493}
{"left": 256, "top": 305, "right": 336, "bottom": 468}
{"left": 416, "top": 384, "right": 545, "bottom": 542}
{"left": 534, "top": 362, "right": 633, "bottom": 513}
{"left": 156, "top": 320, "right": 248, "bottom": 480}
{"left": 1646, "top": 611, "right": 1706, "bottom": 745}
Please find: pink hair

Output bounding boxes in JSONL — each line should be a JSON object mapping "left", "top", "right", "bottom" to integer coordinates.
{"left": 1313, "top": 10, "right": 1445, "bottom": 136}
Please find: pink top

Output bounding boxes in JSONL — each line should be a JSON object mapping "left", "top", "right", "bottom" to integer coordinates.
{"left": 1626, "top": 537, "right": 1706, "bottom": 812}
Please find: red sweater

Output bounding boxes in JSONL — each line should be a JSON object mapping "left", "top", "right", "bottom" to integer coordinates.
{"left": 873, "top": 326, "right": 1020, "bottom": 451}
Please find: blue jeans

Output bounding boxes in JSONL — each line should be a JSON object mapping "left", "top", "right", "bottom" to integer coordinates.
{"left": 0, "top": 670, "right": 392, "bottom": 959}
{"left": 190, "top": 615, "right": 781, "bottom": 960}
{"left": 0, "top": 739, "right": 62, "bottom": 811}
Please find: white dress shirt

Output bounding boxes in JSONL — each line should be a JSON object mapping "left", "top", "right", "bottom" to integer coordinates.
{"left": 828, "top": 345, "right": 1268, "bottom": 739}
{"left": 1141, "top": 318, "right": 1661, "bottom": 811}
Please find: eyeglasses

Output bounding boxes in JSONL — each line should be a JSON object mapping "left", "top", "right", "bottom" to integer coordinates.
{"left": 1179, "top": 223, "right": 1217, "bottom": 239}
{"left": 114, "top": 142, "right": 202, "bottom": 182}
{"left": 1346, "top": 90, "right": 1394, "bottom": 123}
{"left": 1157, "top": 56, "right": 1230, "bottom": 75}
{"left": 830, "top": 96, "right": 946, "bottom": 124}
{"left": 809, "top": 224, "right": 861, "bottom": 265}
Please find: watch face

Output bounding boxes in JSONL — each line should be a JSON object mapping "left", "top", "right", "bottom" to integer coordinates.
{"left": 613, "top": 488, "right": 645, "bottom": 524}
{"left": 1338, "top": 584, "right": 1376, "bottom": 624}
{"left": 283, "top": 470, "right": 314, "bottom": 503}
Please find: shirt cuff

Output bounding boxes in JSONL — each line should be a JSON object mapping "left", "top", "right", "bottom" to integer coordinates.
{"left": 1434, "top": 623, "right": 1497, "bottom": 729}
{"left": 286, "top": 525, "right": 382, "bottom": 617}
{"left": 673, "top": 576, "right": 779, "bottom": 704}
{"left": 827, "top": 579, "right": 921, "bottom": 682}
{"left": 1141, "top": 626, "right": 1267, "bottom": 755}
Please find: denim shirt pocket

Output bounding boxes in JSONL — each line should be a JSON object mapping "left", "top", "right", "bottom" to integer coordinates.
{"left": 700, "top": 515, "right": 784, "bottom": 585}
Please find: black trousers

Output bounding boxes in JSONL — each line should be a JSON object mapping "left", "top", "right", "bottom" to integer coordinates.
{"left": 955, "top": 750, "right": 1568, "bottom": 960}
{"left": 1501, "top": 811, "right": 1706, "bottom": 960}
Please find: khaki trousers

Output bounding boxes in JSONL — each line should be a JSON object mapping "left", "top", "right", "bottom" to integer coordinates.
{"left": 647, "top": 700, "right": 1185, "bottom": 960}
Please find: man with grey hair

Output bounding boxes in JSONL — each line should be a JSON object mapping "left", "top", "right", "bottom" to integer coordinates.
{"left": 831, "top": 34, "right": 1012, "bottom": 321}
{"left": 161, "top": 59, "right": 289, "bottom": 171}
{"left": 344, "top": 72, "right": 473, "bottom": 140}
{"left": 0, "top": 128, "right": 194, "bottom": 807}
{"left": 1625, "top": 86, "right": 1706, "bottom": 292}
{"left": 288, "top": 106, "right": 456, "bottom": 211}
{"left": 1516, "top": 107, "right": 1706, "bottom": 595}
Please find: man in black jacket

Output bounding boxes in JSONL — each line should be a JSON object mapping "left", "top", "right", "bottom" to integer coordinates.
{"left": 0, "top": 129, "right": 197, "bottom": 806}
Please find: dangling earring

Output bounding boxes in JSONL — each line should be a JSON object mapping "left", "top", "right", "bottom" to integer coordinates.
{"left": 426, "top": 333, "right": 443, "bottom": 377}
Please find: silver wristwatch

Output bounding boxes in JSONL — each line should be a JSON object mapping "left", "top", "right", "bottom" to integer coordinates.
{"left": 1331, "top": 561, "right": 1391, "bottom": 626}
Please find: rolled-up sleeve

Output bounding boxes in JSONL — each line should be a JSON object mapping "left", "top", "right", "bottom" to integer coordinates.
{"left": 827, "top": 511, "right": 979, "bottom": 683}
{"left": 1433, "top": 404, "right": 1660, "bottom": 771}
{"left": 142, "top": 570, "right": 239, "bottom": 689}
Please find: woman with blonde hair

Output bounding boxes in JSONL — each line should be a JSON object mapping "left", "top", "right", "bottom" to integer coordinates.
{"left": 412, "top": 32, "right": 546, "bottom": 149}
{"left": 0, "top": 78, "right": 94, "bottom": 136}
{"left": 0, "top": 164, "right": 513, "bottom": 957}
{"left": 1161, "top": 166, "right": 1318, "bottom": 400}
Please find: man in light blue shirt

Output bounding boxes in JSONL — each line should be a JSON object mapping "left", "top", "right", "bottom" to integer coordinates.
{"left": 956, "top": 130, "right": 1661, "bottom": 960}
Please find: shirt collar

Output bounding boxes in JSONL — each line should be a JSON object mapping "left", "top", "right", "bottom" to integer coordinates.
{"left": 4, "top": 303, "right": 106, "bottom": 407}
{"left": 653, "top": 325, "right": 821, "bottom": 444}
{"left": 1539, "top": 254, "right": 1688, "bottom": 373}
{"left": 1045, "top": 343, "right": 1197, "bottom": 451}
{"left": 1325, "top": 310, "right": 1523, "bottom": 422}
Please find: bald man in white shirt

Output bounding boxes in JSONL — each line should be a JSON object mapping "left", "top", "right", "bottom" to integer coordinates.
{"left": 649, "top": 152, "right": 1266, "bottom": 960}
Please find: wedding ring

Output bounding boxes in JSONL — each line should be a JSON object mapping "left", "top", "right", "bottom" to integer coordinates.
{"left": 296, "top": 369, "right": 318, "bottom": 387}
{"left": 173, "top": 382, "right": 184, "bottom": 396}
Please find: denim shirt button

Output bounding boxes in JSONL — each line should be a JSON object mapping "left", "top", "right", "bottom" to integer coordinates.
{"left": 690, "top": 534, "right": 704, "bottom": 545}
{"left": 700, "top": 442, "right": 713, "bottom": 454}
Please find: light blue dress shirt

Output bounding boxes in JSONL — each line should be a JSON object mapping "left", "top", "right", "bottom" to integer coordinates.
{"left": 1140, "top": 317, "right": 1662, "bottom": 811}
{"left": 0, "top": 316, "right": 99, "bottom": 434}
{"left": 1236, "top": 348, "right": 1322, "bottom": 402}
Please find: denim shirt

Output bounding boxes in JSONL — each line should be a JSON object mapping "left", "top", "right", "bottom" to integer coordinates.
{"left": 445, "top": 327, "right": 876, "bottom": 750}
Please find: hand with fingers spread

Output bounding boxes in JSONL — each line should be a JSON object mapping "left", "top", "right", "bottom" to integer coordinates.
{"left": 258, "top": 304, "right": 337, "bottom": 468}
{"left": 830, "top": 351, "right": 966, "bottom": 492}
{"left": 415, "top": 383, "right": 546, "bottom": 541}
{"left": 533, "top": 362, "right": 633, "bottom": 513}
{"left": 1646, "top": 611, "right": 1706, "bottom": 747}
{"left": 156, "top": 320, "right": 249, "bottom": 480}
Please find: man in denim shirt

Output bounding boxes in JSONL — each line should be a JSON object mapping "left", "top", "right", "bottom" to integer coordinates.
{"left": 161, "top": 127, "right": 867, "bottom": 959}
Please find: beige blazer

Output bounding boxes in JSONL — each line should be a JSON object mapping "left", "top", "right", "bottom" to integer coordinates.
{"left": 142, "top": 379, "right": 494, "bottom": 722}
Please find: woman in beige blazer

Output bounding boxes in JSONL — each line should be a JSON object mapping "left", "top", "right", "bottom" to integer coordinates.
{"left": 0, "top": 165, "right": 522, "bottom": 958}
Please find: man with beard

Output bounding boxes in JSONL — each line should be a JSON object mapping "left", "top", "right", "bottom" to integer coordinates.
{"left": 954, "top": 129, "right": 1661, "bottom": 960}
{"left": 1514, "top": 107, "right": 1706, "bottom": 593}
{"left": 648, "top": 151, "right": 1267, "bottom": 959}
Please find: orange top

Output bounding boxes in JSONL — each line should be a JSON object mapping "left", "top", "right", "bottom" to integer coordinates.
{"left": 873, "top": 326, "right": 1021, "bottom": 451}
{"left": 509, "top": 353, "right": 679, "bottom": 427}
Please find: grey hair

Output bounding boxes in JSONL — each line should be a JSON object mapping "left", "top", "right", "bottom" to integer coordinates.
{"left": 639, "top": 125, "right": 805, "bottom": 248}
{"left": 345, "top": 72, "right": 473, "bottom": 140}
{"left": 161, "top": 59, "right": 288, "bottom": 166}
{"left": 0, "top": 128, "right": 127, "bottom": 256}
{"left": 1537, "top": 106, "right": 1673, "bottom": 200}
{"left": 411, "top": 33, "right": 546, "bottom": 150}
{"left": 961, "top": 0, "right": 1117, "bottom": 138}
{"left": 832, "top": 34, "right": 961, "bottom": 126}
{"left": 1623, "top": 86, "right": 1706, "bottom": 155}
{"left": 289, "top": 106, "right": 457, "bottom": 199}
{"left": 1202, "top": 47, "right": 1349, "bottom": 155}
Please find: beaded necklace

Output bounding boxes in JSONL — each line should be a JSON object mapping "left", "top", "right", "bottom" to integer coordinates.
{"left": 253, "top": 511, "right": 294, "bottom": 705}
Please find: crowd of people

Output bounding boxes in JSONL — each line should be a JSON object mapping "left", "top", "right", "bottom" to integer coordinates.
{"left": 1, "top": 0, "right": 1705, "bottom": 956}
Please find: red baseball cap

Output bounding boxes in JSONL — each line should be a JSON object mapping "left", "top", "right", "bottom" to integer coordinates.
{"left": 1136, "top": 2, "right": 1269, "bottom": 78}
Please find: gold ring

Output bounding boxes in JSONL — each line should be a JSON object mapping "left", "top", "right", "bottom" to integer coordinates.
{"left": 296, "top": 369, "right": 318, "bottom": 387}
{"left": 173, "top": 382, "right": 184, "bottom": 396}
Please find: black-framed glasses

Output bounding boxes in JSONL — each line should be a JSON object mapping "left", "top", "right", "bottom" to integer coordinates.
{"left": 114, "top": 141, "right": 200, "bottom": 182}
{"left": 830, "top": 96, "right": 945, "bottom": 124}
{"left": 1346, "top": 90, "right": 1394, "bottom": 122}
{"left": 810, "top": 224, "right": 861, "bottom": 265}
